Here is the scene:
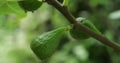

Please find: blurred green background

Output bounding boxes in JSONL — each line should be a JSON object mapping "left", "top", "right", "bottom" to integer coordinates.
{"left": 0, "top": 0, "right": 120, "bottom": 63}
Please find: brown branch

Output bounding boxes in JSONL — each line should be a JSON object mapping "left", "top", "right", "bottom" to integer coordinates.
{"left": 45, "top": 0, "right": 120, "bottom": 51}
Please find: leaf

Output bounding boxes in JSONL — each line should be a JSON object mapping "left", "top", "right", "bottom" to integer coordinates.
{"left": 89, "top": 0, "right": 110, "bottom": 7}
{"left": 0, "top": 1, "right": 26, "bottom": 18}
{"left": 63, "top": 0, "right": 69, "bottom": 6}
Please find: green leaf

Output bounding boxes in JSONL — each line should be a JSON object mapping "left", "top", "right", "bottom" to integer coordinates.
{"left": 0, "top": 1, "right": 26, "bottom": 18}
{"left": 89, "top": 0, "right": 110, "bottom": 7}
{"left": 63, "top": 0, "right": 69, "bottom": 6}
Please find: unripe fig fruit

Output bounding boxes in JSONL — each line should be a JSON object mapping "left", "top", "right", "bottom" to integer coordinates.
{"left": 70, "top": 17, "right": 101, "bottom": 40}
{"left": 18, "top": 0, "right": 42, "bottom": 12}
{"left": 31, "top": 26, "right": 70, "bottom": 60}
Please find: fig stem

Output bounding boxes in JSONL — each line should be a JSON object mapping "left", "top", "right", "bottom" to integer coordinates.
{"left": 45, "top": 0, "right": 120, "bottom": 51}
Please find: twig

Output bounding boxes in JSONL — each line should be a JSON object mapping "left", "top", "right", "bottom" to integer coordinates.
{"left": 45, "top": 0, "right": 120, "bottom": 51}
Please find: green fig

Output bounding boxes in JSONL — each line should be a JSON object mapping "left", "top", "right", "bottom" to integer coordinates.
{"left": 70, "top": 17, "right": 101, "bottom": 40}
{"left": 18, "top": 0, "right": 43, "bottom": 12}
{"left": 30, "top": 26, "right": 71, "bottom": 60}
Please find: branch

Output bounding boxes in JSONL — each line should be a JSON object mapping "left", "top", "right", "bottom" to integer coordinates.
{"left": 45, "top": 0, "right": 120, "bottom": 51}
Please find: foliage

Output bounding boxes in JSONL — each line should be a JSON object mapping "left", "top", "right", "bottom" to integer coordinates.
{"left": 0, "top": 0, "right": 120, "bottom": 63}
